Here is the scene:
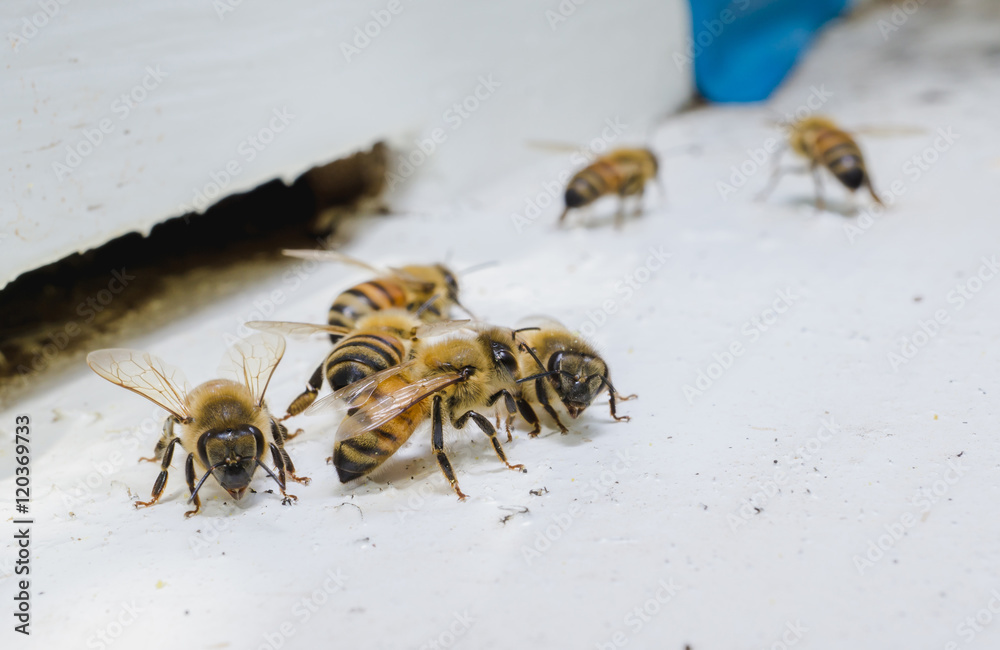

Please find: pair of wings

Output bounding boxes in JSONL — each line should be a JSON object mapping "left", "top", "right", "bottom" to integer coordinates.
{"left": 86, "top": 334, "right": 285, "bottom": 421}
{"left": 247, "top": 318, "right": 477, "bottom": 444}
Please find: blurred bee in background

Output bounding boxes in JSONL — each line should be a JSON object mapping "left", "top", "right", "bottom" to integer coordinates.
{"left": 86, "top": 334, "right": 307, "bottom": 517}
{"left": 757, "top": 116, "right": 883, "bottom": 211}
{"left": 248, "top": 307, "right": 469, "bottom": 420}
{"left": 282, "top": 250, "right": 472, "bottom": 341}
{"left": 307, "top": 325, "right": 549, "bottom": 499}
{"left": 559, "top": 147, "right": 661, "bottom": 228}
{"left": 514, "top": 318, "right": 635, "bottom": 436}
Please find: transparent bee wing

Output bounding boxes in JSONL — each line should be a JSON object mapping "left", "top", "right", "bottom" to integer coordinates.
{"left": 411, "top": 319, "right": 473, "bottom": 338}
{"left": 851, "top": 125, "right": 928, "bottom": 137}
{"left": 303, "top": 361, "right": 417, "bottom": 417}
{"left": 525, "top": 139, "right": 586, "bottom": 153}
{"left": 282, "top": 249, "right": 386, "bottom": 275}
{"left": 335, "top": 372, "right": 466, "bottom": 443}
{"left": 220, "top": 333, "right": 285, "bottom": 406}
{"left": 385, "top": 266, "right": 434, "bottom": 287}
{"left": 457, "top": 260, "right": 499, "bottom": 276}
{"left": 246, "top": 320, "right": 352, "bottom": 340}
{"left": 86, "top": 349, "right": 193, "bottom": 420}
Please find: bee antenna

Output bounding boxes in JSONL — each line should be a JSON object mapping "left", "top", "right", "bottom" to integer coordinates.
{"left": 255, "top": 458, "right": 287, "bottom": 491}
{"left": 458, "top": 260, "right": 499, "bottom": 276}
{"left": 414, "top": 294, "right": 443, "bottom": 317}
{"left": 517, "top": 370, "right": 557, "bottom": 384}
{"left": 513, "top": 336, "right": 547, "bottom": 374}
{"left": 187, "top": 460, "right": 228, "bottom": 503}
{"left": 599, "top": 375, "right": 622, "bottom": 396}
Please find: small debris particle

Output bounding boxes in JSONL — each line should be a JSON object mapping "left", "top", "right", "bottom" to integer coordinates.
{"left": 500, "top": 506, "right": 529, "bottom": 525}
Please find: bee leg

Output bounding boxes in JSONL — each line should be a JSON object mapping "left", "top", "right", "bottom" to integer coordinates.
{"left": 432, "top": 395, "right": 468, "bottom": 500}
{"left": 454, "top": 410, "right": 525, "bottom": 473}
{"left": 267, "top": 443, "right": 298, "bottom": 505}
{"left": 493, "top": 412, "right": 514, "bottom": 443}
{"left": 485, "top": 389, "right": 518, "bottom": 441}
{"left": 139, "top": 416, "right": 178, "bottom": 463}
{"left": 535, "top": 379, "right": 569, "bottom": 434}
{"left": 136, "top": 435, "right": 181, "bottom": 509}
{"left": 632, "top": 187, "right": 646, "bottom": 217}
{"left": 810, "top": 163, "right": 827, "bottom": 212}
{"left": 558, "top": 206, "right": 571, "bottom": 227}
{"left": 654, "top": 176, "right": 668, "bottom": 207}
{"left": 755, "top": 146, "right": 794, "bottom": 202}
{"left": 279, "top": 448, "right": 310, "bottom": 485}
{"left": 608, "top": 391, "right": 632, "bottom": 423}
{"left": 183, "top": 453, "right": 201, "bottom": 518}
{"left": 614, "top": 198, "right": 627, "bottom": 229}
{"left": 620, "top": 175, "right": 646, "bottom": 221}
{"left": 283, "top": 363, "right": 325, "bottom": 421}
{"left": 866, "top": 178, "right": 884, "bottom": 206}
{"left": 518, "top": 399, "right": 542, "bottom": 438}
{"left": 271, "top": 421, "right": 311, "bottom": 485}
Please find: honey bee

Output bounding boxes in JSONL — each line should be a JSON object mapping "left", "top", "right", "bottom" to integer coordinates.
{"left": 757, "top": 116, "right": 883, "bottom": 211}
{"left": 513, "top": 318, "right": 635, "bottom": 436}
{"left": 559, "top": 148, "right": 661, "bottom": 227}
{"left": 248, "top": 310, "right": 469, "bottom": 420}
{"left": 307, "top": 325, "right": 547, "bottom": 499}
{"left": 282, "top": 250, "right": 470, "bottom": 341}
{"left": 86, "top": 334, "right": 308, "bottom": 517}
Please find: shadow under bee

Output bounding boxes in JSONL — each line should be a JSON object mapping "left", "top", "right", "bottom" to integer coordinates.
{"left": 779, "top": 195, "right": 859, "bottom": 218}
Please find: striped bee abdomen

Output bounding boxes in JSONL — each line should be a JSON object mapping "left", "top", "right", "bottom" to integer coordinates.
{"left": 332, "top": 376, "right": 427, "bottom": 483}
{"left": 327, "top": 279, "right": 409, "bottom": 336}
{"left": 565, "top": 160, "right": 621, "bottom": 208}
{"left": 814, "top": 129, "right": 867, "bottom": 190}
{"left": 325, "top": 333, "right": 406, "bottom": 391}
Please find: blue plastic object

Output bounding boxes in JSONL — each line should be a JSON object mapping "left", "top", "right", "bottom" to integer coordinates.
{"left": 683, "top": 0, "right": 849, "bottom": 102}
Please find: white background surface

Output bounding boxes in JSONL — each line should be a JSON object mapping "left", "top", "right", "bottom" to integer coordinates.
{"left": 3, "top": 1, "right": 1000, "bottom": 649}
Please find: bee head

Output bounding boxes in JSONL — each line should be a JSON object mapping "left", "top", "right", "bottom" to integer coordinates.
{"left": 547, "top": 351, "right": 609, "bottom": 418}
{"left": 198, "top": 425, "right": 264, "bottom": 500}
{"left": 564, "top": 181, "right": 590, "bottom": 208}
